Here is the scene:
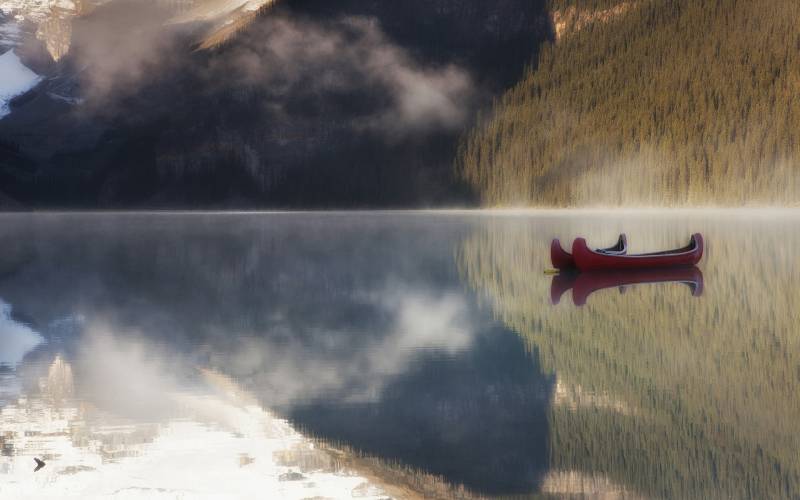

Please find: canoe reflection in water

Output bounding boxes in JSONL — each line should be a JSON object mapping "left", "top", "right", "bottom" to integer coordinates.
{"left": 551, "top": 266, "right": 704, "bottom": 306}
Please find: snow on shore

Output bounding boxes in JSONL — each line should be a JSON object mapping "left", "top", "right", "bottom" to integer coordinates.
{"left": 0, "top": 49, "right": 41, "bottom": 118}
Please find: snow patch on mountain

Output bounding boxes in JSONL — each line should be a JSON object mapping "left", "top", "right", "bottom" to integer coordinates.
{"left": 0, "top": 48, "right": 42, "bottom": 117}
{"left": 0, "top": 0, "right": 78, "bottom": 23}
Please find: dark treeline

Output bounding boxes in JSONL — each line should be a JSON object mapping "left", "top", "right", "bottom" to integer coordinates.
{"left": 459, "top": 0, "right": 800, "bottom": 206}
{"left": 0, "top": 0, "right": 550, "bottom": 208}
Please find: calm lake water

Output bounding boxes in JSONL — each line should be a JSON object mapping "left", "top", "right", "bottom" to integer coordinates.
{"left": 0, "top": 211, "right": 798, "bottom": 499}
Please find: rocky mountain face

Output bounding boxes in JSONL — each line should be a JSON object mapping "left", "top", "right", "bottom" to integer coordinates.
{"left": 1, "top": 0, "right": 108, "bottom": 60}
{"left": 0, "top": 0, "right": 273, "bottom": 61}
{"left": 0, "top": 0, "right": 551, "bottom": 208}
{"left": 551, "top": 1, "right": 633, "bottom": 42}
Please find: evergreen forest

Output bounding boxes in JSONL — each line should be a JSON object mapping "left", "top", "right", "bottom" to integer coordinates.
{"left": 458, "top": 0, "right": 800, "bottom": 206}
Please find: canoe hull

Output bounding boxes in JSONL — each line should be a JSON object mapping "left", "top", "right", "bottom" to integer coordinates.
{"left": 550, "top": 239, "right": 575, "bottom": 270}
{"left": 572, "top": 233, "right": 703, "bottom": 272}
{"left": 551, "top": 234, "right": 627, "bottom": 270}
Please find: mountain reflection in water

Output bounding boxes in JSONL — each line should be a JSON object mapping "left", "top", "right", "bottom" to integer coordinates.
{"left": 0, "top": 211, "right": 798, "bottom": 499}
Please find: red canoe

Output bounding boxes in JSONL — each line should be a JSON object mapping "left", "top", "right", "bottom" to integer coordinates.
{"left": 551, "top": 234, "right": 627, "bottom": 270}
{"left": 550, "top": 266, "right": 703, "bottom": 306}
{"left": 572, "top": 233, "right": 703, "bottom": 272}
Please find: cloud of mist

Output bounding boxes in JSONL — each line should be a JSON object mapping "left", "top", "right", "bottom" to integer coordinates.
{"left": 67, "top": 5, "right": 475, "bottom": 137}
{"left": 76, "top": 323, "right": 190, "bottom": 419}
{"left": 62, "top": 285, "right": 474, "bottom": 420}
{"left": 211, "top": 287, "right": 475, "bottom": 407}
{"left": 212, "top": 15, "right": 475, "bottom": 137}
{"left": 68, "top": 0, "right": 186, "bottom": 102}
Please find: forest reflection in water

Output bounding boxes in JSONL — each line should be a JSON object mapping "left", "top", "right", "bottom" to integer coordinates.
{"left": 459, "top": 210, "right": 800, "bottom": 499}
{"left": 0, "top": 211, "right": 798, "bottom": 499}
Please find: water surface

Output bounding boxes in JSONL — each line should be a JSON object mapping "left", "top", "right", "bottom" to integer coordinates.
{"left": 0, "top": 211, "right": 798, "bottom": 499}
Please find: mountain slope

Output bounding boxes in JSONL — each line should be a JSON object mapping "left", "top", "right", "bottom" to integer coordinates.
{"left": 0, "top": 0, "right": 551, "bottom": 208}
{"left": 458, "top": 0, "right": 800, "bottom": 206}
